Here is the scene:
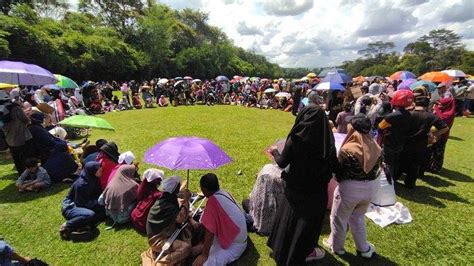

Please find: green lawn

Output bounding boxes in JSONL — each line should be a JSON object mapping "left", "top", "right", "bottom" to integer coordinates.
{"left": 1, "top": 106, "right": 473, "bottom": 265}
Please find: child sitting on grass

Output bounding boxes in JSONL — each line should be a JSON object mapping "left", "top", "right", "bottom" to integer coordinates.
{"left": 16, "top": 158, "right": 51, "bottom": 192}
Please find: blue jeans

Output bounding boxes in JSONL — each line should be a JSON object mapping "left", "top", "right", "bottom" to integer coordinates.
{"left": 62, "top": 206, "right": 97, "bottom": 230}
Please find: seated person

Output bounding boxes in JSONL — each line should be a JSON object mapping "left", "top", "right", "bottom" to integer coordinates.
{"left": 143, "top": 176, "right": 191, "bottom": 266}
{"left": 16, "top": 158, "right": 51, "bottom": 192}
{"left": 106, "top": 150, "right": 138, "bottom": 186}
{"left": 192, "top": 173, "right": 247, "bottom": 266}
{"left": 242, "top": 164, "right": 284, "bottom": 235}
{"left": 28, "top": 112, "right": 66, "bottom": 163}
{"left": 131, "top": 169, "right": 164, "bottom": 234}
{"left": 0, "top": 237, "right": 35, "bottom": 265}
{"left": 43, "top": 142, "right": 79, "bottom": 183}
{"left": 117, "top": 96, "right": 130, "bottom": 111}
{"left": 99, "top": 165, "right": 139, "bottom": 225}
{"left": 97, "top": 142, "right": 119, "bottom": 190}
{"left": 158, "top": 95, "right": 169, "bottom": 107}
{"left": 132, "top": 93, "right": 142, "bottom": 109}
{"left": 81, "top": 139, "right": 108, "bottom": 165}
{"left": 60, "top": 162, "right": 104, "bottom": 239}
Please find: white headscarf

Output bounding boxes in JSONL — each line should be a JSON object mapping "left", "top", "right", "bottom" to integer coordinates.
{"left": 161, "top": 176, "right": 180, "bottom": 194}
{"left": 118, "top": 151, "right": 135, "bottom": 165}
{"left": 143, "top": 169, "right": 164, "bottom": 183}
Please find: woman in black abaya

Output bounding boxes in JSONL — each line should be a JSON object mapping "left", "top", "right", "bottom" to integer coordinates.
{"left": 267, "top": 104, "right": 338, "bottom": 265}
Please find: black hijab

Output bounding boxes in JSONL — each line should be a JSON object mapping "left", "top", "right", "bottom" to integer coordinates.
{"left": 146, "top": 186, "right": 180, "bottom": 238}
{"left": 288, "top": 104, "right": 335, "bottom": 159}
{"left": 99, "top": 142, "right": 119, "bottom": 162}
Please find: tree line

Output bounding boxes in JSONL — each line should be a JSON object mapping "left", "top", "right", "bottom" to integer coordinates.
{"left": 341, "top": 29, "right": 474, "bottom": 78}
{"left": 0, "top": 1, "right": 283, "bottom": 81}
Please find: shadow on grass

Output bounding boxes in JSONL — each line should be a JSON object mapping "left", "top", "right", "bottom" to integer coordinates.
{"left": 334, "top": 252, "right": 397, "bottom": 266}
{"left": 395, "top": 183, "right": 470, "bottom": 208}
{"left": 0, "top": 152, "right": 14, "bottom": 167}
{"left": 438, "top": 168, "right": 473, "bottom": 183}
{"left": 0, "top": 181, "right": 70, "bottom": 204}
{"left": 421, "top": 175, "right": 456, "bottom": 188}
{"left": 448, "top": 136, "right": 464, "bottom": 141}
{"left": 230, "top": 237, "right": 260, "bottom": 266}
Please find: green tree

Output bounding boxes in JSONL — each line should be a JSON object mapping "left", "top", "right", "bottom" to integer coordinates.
{"left": 358, "top": 41, "right": 395, "bottom": 59}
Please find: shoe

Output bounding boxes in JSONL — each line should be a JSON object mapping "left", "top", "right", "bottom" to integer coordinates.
{"left": 305, "top": 247, "right": 325, "bottom": 262}
{"left": 357, "top": 243, "right": 376, "bottom": 259}
{"left": 323, "top": 238, "right": 346, "bottom": 255}
{"left": 59, "top": 223, "right": 71, "bottom": 240}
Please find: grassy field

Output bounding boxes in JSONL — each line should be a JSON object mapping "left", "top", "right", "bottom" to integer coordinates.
{"left": 1, "top": 105, "right": 473, "bottom": 265}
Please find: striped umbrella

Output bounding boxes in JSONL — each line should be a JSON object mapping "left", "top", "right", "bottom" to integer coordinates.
{"left": 389, "top": 71, "right": 416, "bottom": 81}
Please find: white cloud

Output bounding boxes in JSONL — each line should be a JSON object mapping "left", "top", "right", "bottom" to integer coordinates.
{"left": 263, "top": 0, "right": 314, "bottom": 16}
{"left": 67, "top": 0, "right": 473, "bottom": 68}
{"left": 236, "top": 21, "right": 263, "bottom": 35}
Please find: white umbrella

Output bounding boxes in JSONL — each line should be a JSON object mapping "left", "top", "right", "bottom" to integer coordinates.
{"left": 192, "top": 79, "right": 202, "bottom": 83}
{"left": 442, "top": 69, "right": 467, "bottom": 78}
{"left": 275, "top": 92, "right": 291, "bottom": 98}
{"left": 158, "top": 78, "right": 169, "bottom": 85}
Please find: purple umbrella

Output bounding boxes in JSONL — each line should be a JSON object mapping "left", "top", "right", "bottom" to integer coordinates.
{"left": 397, "top": 78, "right": 417, "bottom": 90}
{"left": 144, "top": 137, "right": 233, "bottom": 186}
{"left": 0, "top": 60, "right": 57, "bottom": 86}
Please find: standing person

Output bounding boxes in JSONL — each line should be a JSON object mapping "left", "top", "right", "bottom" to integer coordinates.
{"left": 323, "top": 114, "right": 381, "bottom": 258}
{"left": 291, "top": 83, "right": 302, "bottom": 116}
{"left": 425, "top": 94, "right": 456, "bottom": 173}
{"left": 1, "top": 91, "right": 35, "bottom": 174}
{"left": 377, "top": 90, "right": 414, "bottom": 182}
{"left": 60, "top": 162, "right": 104, "bottom": 239}
{"left": 121, "top": 83, "right": 131, "bottom": 106}
{"left": 267, "top": 104, "right": 338, "bottom": 264}
{"left": 192, "top": 173, "right": 248, "bottom": 266}
{"left": 401, "top": 87, "right": 448, "bottom": 188}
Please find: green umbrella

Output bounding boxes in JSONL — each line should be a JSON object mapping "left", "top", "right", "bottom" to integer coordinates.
{"left": 55, "top": 74, "right": 79, "bottom": 89}
{"left": 409, "top": 80, "right": 437, "bottom": 92}
{"left": 59, "top": 115, "right": 115, "bottom": 131}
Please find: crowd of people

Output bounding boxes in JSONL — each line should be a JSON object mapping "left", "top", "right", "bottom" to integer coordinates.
{"left": 0, "top": 71, "right": 472, "bottom": 265}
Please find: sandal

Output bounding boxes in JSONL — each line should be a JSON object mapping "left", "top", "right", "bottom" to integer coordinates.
{"left": 305, "top": 247, "right": 325, "bottom": 262}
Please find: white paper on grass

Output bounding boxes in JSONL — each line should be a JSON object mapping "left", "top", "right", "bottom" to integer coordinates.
{"left": 365, "top": 202, "right": 413, "bottom": 228}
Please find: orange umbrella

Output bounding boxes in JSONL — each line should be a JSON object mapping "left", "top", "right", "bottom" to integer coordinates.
{"left": 419, "top": 71, "right": 453, "bottom": 83}
{"left": 353, "top": 76, "right": 365, "bottom": 83}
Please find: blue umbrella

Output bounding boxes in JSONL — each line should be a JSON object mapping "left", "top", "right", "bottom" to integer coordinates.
{"left": 321, "top": 72, "right": 352, "bottom": 84}
{"left": 318, "top": 68, "right": 349, "bottom": 78}
{"left": 313, "top": 81, "right": 345, "bottom": 91}
{"left": 174, "top": 76, "right": 183, "bottom": 81}
{"left": 409, "top": 80, "right": 437, "bottom": 92}
{"left": 216, "top": 75, "right": 229, "bottom": 82}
